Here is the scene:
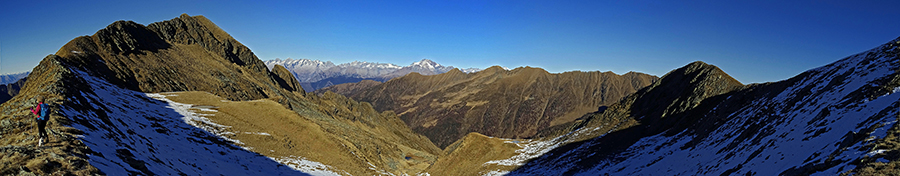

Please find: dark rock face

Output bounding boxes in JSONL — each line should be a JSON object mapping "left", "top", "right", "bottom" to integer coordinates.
{"left": 622, "top": 61, "right": 743, "bottom": 133}
{"left": 314, "top": 79, "right": 382, "bottom": 96}
{"left": 513, "top": 38, "right": 900, "bottom": 175}
{"left": 345, "top": 66, "right": 659, "bottom": 148}
{"left": 0, "top": 55, "right": 101, "bottom": 175}
{"left": 0, "top": 72, "right": 29, "bottom": 85}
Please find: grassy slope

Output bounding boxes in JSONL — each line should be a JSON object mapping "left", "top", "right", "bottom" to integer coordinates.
{"left": 2, "top": 14, "right": 441, "bottom": 175}
{"left": 0, "top": 56, "right": 99, "bottom": 175}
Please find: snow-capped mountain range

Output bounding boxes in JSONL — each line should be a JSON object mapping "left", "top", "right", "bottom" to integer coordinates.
{"left": 264, "top": 58, "right": 480, "bottom": 92}
{"left": 0, "top": 72, "right": 29, "bottom": 85}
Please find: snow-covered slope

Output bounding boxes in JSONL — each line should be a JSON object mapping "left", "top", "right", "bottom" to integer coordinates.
{"left": 497, "top": 38, "right": 900, "bottom": 175}
{"left": 60, "top": 69, "right": 327, "bottom": 175}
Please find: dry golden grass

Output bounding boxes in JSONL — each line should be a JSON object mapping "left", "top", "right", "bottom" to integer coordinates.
{"left": 160, "top": 91, "right": 379, "bottom": 175}
{"left": 347, "top": 64, "right": 659, "bottom": 148}
{"left": 425, "top": 132, "right": 520, "bottom": 176}
{"left": 5, "top": 14, "right": 442, "bottom": 175}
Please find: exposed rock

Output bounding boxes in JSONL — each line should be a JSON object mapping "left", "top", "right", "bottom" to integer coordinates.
{"left": 0, "top": 76, "right": 27, "bottom": 104}
{"left": 271, "top": 65, "right": 305, "bottom": 93}
{"left": 1, "top": 14, "right": 439, "bottom": 175}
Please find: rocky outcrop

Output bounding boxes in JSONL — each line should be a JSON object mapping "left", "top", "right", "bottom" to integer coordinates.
{"left": 0, "top": 72, "right": 29, "bottom": 85}
{"left": 94, "top": 21, "right": 169, "bottom": 54}
{"left": 509, "top": 38, "right": 900, "bottom": 175}
{"left": 1, "top": 14, "right": 440, "bottom": 175}
{"left": 0, "top": 55, "right": 100, "bottom": 175}
{"left": 344, "top": 65, "right": 658, "bottom": 148}
{"left": 266, "top": 58, "right": 480, "bottom": 92}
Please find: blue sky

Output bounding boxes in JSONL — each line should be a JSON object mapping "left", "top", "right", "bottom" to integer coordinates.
{"left": 1, "top": 0, "right": 899, "bottom": 83}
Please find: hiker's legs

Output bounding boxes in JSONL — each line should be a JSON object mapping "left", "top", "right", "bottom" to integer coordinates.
{"left": 37, "top": 119, "right": 47, "bottom": 139}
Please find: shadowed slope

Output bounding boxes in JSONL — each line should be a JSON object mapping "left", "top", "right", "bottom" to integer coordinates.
{"left": 1, "top": 14, "right": 439, "bottom": 175}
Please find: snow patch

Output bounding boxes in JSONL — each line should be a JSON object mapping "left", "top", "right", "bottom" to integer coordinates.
{"left": 272, "top": 155, "right": 345, "bottom": 176}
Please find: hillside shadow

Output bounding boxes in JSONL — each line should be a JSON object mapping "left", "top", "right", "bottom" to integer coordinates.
{"left": 508, "top": 86, "right": 753, "bottom": 175}
{"left": 60, "top": 70, "right": 311, "bottom": 175}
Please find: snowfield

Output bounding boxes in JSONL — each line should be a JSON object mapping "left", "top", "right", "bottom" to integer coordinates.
{"left": 60, "top": 69, "right": 339, "bottom": 175}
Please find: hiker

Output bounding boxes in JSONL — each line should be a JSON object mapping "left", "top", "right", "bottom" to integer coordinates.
{"left": 30, "top": 95, "right": 50, "bottom": 146}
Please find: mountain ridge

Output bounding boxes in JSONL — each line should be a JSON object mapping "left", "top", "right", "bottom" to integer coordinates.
{"left": 0, "top": 14, "right": 439, "bottom": 175}
{"left": 503, "top": 36, "right": 900, "bottom": 175}
{"left": 0, "top": 72, "right": 30, "bottom": 85}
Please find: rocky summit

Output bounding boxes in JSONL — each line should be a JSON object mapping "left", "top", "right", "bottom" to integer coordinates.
{"left": 0, "top": 14, "right": 438, "bottom": 175}
{"left": 331, "top": 66, "right": 658, "bottom": 148}
{"left": 265, "top": 58, "right": 479, "bottom": 92}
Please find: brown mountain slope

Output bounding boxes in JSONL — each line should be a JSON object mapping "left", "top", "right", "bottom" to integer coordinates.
{"left": 510, "top": 38, "right": 898, "bottom": 175}
{"left": 340, "top": 65, "right": 658, "bottom": 148}
{"left": 0, "top": 14, "right": 439, "bottom": 175}
{"left": 421, "top": 61, "right": 744, "bottom": 175}
{"left": 536, "top": 61, "right": 744, "bottom": 142}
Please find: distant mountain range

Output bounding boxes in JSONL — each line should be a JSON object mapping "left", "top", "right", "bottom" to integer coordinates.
{"left": 3, "top": 13, "right": 898, "bottom": 176}
{"left": 0, "top": 14, "right": 439, "bottom": 175}
{"left": 264, "top": 58, "right": 481, "bottom": 92}
{"left": 0, "top": 72, "right": 29, "bottom": 84}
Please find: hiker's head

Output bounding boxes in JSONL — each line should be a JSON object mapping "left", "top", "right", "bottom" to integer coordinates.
{"left": 36, "top": 95, "right": 44, "bottom": 103}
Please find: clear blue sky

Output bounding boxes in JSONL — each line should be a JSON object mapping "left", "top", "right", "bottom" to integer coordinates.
{"left": 2, "top": 0, "right": 898, "bottom": 83}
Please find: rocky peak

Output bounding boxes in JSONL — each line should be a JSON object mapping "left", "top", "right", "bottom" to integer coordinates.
{"left": 94, "top": 20, "right": 169, "bottom": 54}
{"left": 480, "top": 65, "right": 507, "bottom": 73}
{"left": 147, "top": 14, "right": 266, "bottom": 71}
